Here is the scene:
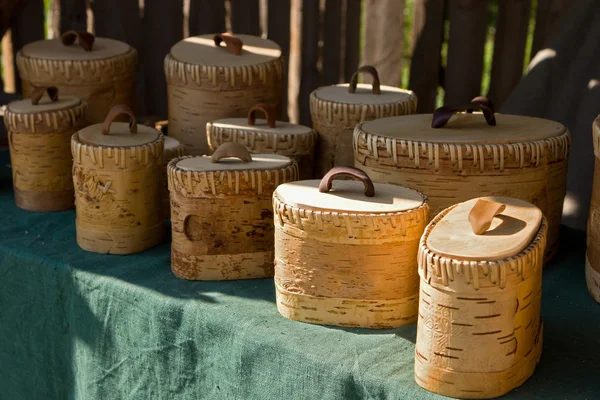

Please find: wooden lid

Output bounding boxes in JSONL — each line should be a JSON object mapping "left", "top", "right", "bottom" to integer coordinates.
{"left": 210, "top": 118, "right": 312, "bottom": 136}
{"left": 78, "top": 123, "right": 159, "bottom": 147}
{"left": 176, "top": 154, "right": 291, "bottom": 172}
{"left": 426, "top": 196, "right": 542, "bottom": 261}
{"left": 7, "top": 95, "right": 82, "bottom": 114}
{"left": 164, "top": 136, "right": 183, "bottom": 151}
{"left": 21, "top": 37, "right": 131, "bottom": 61}
{"left": 313, "top": 83, "right": 414, "bottom": 105}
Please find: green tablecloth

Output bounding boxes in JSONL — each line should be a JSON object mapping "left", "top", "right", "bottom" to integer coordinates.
{"left": 1, "top": 152, "right": 599, "bottom": 400}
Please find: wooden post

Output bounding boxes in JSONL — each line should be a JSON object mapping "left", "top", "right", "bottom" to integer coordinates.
{"left": 267, "top": 0, "right": 291, "bottom": 121}
{"left": 342, "top": 0, "right": 360, "bottom": 81}
{"left": 10, "top": 0, "right": 45, "bottom": 94}
{"left": 230, "top": 0, "right": 260, "bottom": 35}
{"left": 189, "top": 0, "right": 226, "bottom": 35}
{"left": 59, "top": 0, "right": 87, "bottom": 32}
{"left": 321, "top": 0, "right": 342, "bottom": 86}
{"left": 531, "top": 0, "right": 570, "bottom": 57}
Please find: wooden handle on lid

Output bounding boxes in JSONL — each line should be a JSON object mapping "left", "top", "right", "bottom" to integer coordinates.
{"left": 213, "top": 33, "right": 243, "bottom": 55}
{"left": 432, "top": 96, "right": 496, "bottom": 128}
{"left": 61, "top": 30, "right": 95, "bottom": 51}
{"left": 348, "top": 65, "right": 381, "bottom": 95}
{"left": 211, "top": 142, "right": 252, "bottom": 163}
{"left": 30, "top": 86, "right": 58, "bottom": 105}
{"left": 319, "top": 166, "right": 375, "bottom": 197}
{"left": 102, "top": 104, "right": 137, "bottom": 135}
{"left": 468, "top": 199, "right": 506, "bottom": 235}
{"left": 248, "top": 103, "right": 276, "bottom": 128}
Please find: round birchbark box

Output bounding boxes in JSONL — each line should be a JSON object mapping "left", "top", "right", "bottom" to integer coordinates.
{"left": 207, "top": 103, "right": 317, "bottom": 179}
{"left": 71, "top": 105, "right": 165, "bottom": 254}
{"left": 5, "top": 87, "right": 87, "bottom": 211}
{"left": 353, "top": 98, "right": 569, "bottom": 261}
{"left": 17, "top": 31, "right": 137, "bottom": 124}
{"left": 310, "top": 65, "right": 417, "bottom": 178}
{"left": 165, "top": 33, "right": 284, "bottom": 156}
{"left": 167, "top": 142, "right": 298, "bottom": 280}
{"left": 161, "top": 136, "right": 185, "bottom": 218}
{"left": 415, "top": 196, "right": 546, "bottom": 399}
{"left": 587, "top": 116, "right": 600, "bottom": 303}
{"left": 273, "top": 167, "right": 429, "bottom": 328}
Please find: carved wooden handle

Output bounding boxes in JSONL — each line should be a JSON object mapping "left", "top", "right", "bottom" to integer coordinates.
{"left": 348, "top": 65, "right": 381, "bottom": 95}
{"left": 30, "top": 86, "right": 58, "bottom": 105}
{"left": 211, "top": 142, "right": 252, "bottom": 163}
{"left": 318, "top": 166, "right": 375, "bottom": 197}
{"left": 248, "top": 103, "right": 276, "bottom": 128}
{"left": 468, "top": 199, "right": 506, "bottom": 235}
{"left": 102, "top": 104, "right": 138, "bottom": 136}
{"left": 432, "top": 96, "right": 496, "bottom": 128}
{"left": 61, "top": 30, "right": 95, "bottom": 51}
{"left": 213, "top": 33, "right": 243, "bottom": 55}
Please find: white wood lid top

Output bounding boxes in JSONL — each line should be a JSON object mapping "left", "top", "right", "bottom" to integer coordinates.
{"left": 210, "top": 118, "right": 312, "bottom": 135}
{"left": 170, "top": 34, "right": 281, "bottom": 67}
{"left": 78, "top": 123, "right": 160, "bottom": 147}
{"left": 313, "top": 84, "right": 414, "bottom": 105}
{"left": 21, "top": 37, "right": 131, "bottom": 61}
{"left": 164, "top": 136, "right": 183, "bottom": 151}
{"left": 361, "top": 113, "right": 566, "bottom": 144}
{"left": 426, "top": 196, "right": 542, "bottom": 261}
{"left": 176, "top": 154, "right": 291, "bottom": 172}
{"left": 7, "top": 95, "right": 82, "bottom": 113}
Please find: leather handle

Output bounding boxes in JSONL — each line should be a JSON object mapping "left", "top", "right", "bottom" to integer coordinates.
{"left": 432, "top": 96, "right": 496, "bottom": 128}
{"left": 318, "top": 166, "right": 375, "bottom": 197}
{"left": 61, "top": 30, "right": 95, "bottom": 52}
{"left": 348, "top": 65, "right": 381, "bottom": 95}
{"left": 213, "top": 33, "right": 243, "bottom": 56}
{"left": 468, "top": 199, "right": 506, "bottom": 235}
{"left": 102, "top": 104, "right": 138, "bottom": 136}
{"left": 248, "top": 103, "right": 276, "bottom": 128}
{"left": 211, "top": 142, "right": 252, "bottom": 163}
{"left": 30, "top": 86, "right": 58, "bottom": 105}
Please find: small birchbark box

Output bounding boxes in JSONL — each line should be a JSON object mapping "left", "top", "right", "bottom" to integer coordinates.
{"left": 167, "top": 142, "right": 298, "bottom": 280}
{"left": 5, "top": 86, "right": 87, "bottom": 211}
{"left": 273, "top": 167, "right": 429, "bottom": 328}
{"left": 415, "top": 196, "right": 546, "bottom": 399}
{"left": 17, "top": 31, "right": 137, "bottom": 124}
{"left": 165, "top": 33, "right": 284, "bottom": 156}
{"left": 207, "top": 103, "right": 317, "bottom": 179}
{"left": 161, "top": 136, "right": 185, "bottom": 218}
{"left": 71, "top": 105, "right": 165, "bottom": 254}
{"left": 586, "top": 116, "right": 600, "bottom": 303}
{"left": 310, "top": 65, "right": 417, "bottom": 177}
{"left": 354, "top": 98, "right": 569, "bottom": 261}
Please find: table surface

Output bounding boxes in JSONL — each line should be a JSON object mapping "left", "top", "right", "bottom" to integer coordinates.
{"left": 1, "top": 150, "right": 599, "bottom": 400}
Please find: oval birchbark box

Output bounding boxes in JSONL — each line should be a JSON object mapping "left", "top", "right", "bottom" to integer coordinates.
{"left": 167, "top": 142, "right": 298, "bottom": 281}
{"left": 415, "top": 196, "right": 546, "bottom": 399}
{"left": 71, "top": 105, "right": 165, "bottom": 254}
{"left": 273, "top": 166, "right": 429, "bottom": 328}
{"left": 353, "top": 98, "right": 569, "bottom": 261}
{"left": 207, "top": 103, "right": 317, "bottom": 179}
{"left": 17, "top": 31, "right": 137, "bottom": 124}
{"left": 586, "top": 116, "right": 600, "bottom": 303}
{"left": 165, "top": 33, "right": 284, "bottom": 156}
{"left": 161, "top": 136, "right": 185, "bottom": 218}
{"left": 310, "top": 65, "right": 417, "bottom": 177}
{"left": 5, "top": 87, "right": 87, "bottom": 211}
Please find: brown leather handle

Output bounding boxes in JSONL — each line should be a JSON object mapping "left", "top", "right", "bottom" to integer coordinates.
{"left": 30, "top": 86, "right": 58, "bottom": 105}
{"left": 319, "top": 166, "right": 375, "bottom": 197}
{"left": 468, "top": 199, "right": 506, "bottom": 235}
{"left": 211, "top": 142, "right": 252, "bottom": 163}
{"left": 247, "top": 103, "right": 276, "bottom": 128}
{"left": 213, "top": 33, "right": 243, "bottom": 56}
{"left": 432, "top": 96, "right": 496, "bottom": 128}
{"left": 102, "top": 104, "right": 138, "bottom": 136}
{"left": 348, "top": 65, "right": 381, "bottom": 95}
{"left": 61, "top": 30, "right": 95, "bottom": 52}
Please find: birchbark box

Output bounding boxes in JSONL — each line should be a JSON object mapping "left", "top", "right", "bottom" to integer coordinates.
{"left": 5, "top": 86, "right": 87, "bottom": 211}
{"left": 207, "top": 103, "right": 317, "bottom": 179}
{"left": 586, "top": 116, "right": 600, "bottom": 303}
{"left": 165, "top": 33, "right": 284, "bottom": 156}
{"left": 71, "top": 105, "right": 164, "bottom": 254}
{"left": 310, "top": 65, "right": 417, "bottom": 177}
{"left": 415, "top": 196, "right": 546, "bottom": 399}
{"left": 167, "top": 142, "right": 298, "bottom": 281}
{"left": 17, "top": 31, "right": 137, "bottom": 124}
{"left": 161, "top": 136, "right": 185, "bottom": 218}
{"left": 273, "top": 166, "right": 429, "bottom": 328}
{"left": 353, "top": 99, "right": 570, "bottom": 260}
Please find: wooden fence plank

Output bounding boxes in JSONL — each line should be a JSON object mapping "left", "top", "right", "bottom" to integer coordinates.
{"left": 60, "top": 0, "right": 87, "bottom": 32}
{"left": 189, "top": 0, "right": 226, "bottom": 35}
{"left": 531, "top": 0, "right": 570, "bottom": 57}
{"left": 267, "top": 0, "right": 290, "bottom": 120}
{"left": 322, "top": 0, "right": 342, "bottom": 86}
{"left": 343, "top": 0, "right": 361, "bottom": 81}
{"left": 10, "top": 0, "right": 44, "bottom": 93}
{"left": 230, "top": 0, "right": 260, "bottom": 35}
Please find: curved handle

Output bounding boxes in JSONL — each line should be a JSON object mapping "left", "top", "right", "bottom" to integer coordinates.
{"left": 348, "top": 65, "right": 381, "bottom": 95}
{"left": 30, "top": 86, "right": 59, "bottom": 105}
{"left": 211, "top": 142, "right": 252, "bottom": 163}
{"left": 61, "top": 30, "right": 95, "bottom": 52}
{"left": 468, "top": 199, "right": 506, "bottom": 235}
{"left": 318, "top": 166, "right": 375, "bottom": 197}
{"left": 247, "top": 103, "right": 276, "bottom": 128}
{"left": 102, "top": 104, "right": 138, "bottom": 136}
{"left": 432, "top": 96, "right": 496, "bottom": 128}
{"left": 213, "top": 33, "right": 243, "bottom": 56}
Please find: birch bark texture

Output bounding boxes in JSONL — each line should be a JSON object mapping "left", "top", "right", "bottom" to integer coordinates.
{"left": 586, "top": 116, "right": 600, "bottom": 303}
{"left": 162, "top": 136, "right": 185, "bottom": 219}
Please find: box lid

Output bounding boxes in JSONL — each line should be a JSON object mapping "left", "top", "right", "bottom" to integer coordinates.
{"left": 7, "top": 87, "right": 83, "bottom": 114}
{"left": 21, "top": 32, "right": 131, "bottom": 61}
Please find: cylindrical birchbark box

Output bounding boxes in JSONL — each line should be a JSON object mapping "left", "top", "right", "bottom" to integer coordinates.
{"left": 17, "top": 31, "right": 137, "bottom": 124}
{"left": 273, "top": 167, "right": 429, "bottom": 328}
{"left": 207, "top": 103, "right": 317, "bottom": 179}
{"left": 167, "top": 142, "right": 298, "bottom": 280}
{"left": 165, "top": 33, "right": 284, "bottom": 156}
{"left": 162, "top": 136, "right": 185, "bottom": 218}
{"left": 587, "top": 116, "right": 600, "bottom": 303}
{"left": 71, "top": 105, "right": 164, "bottom": 254}
{"left": 310, "top": 65, "right": 417, "bottom": 178}
{"left": 5, "top": 87, "right": 87, "bottom": 211}
{"left": 415, "top": 196, "right": 546, "bottom": 399}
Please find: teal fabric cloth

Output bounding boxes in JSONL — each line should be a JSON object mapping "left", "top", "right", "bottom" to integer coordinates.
{"left": 0, "top": 150, "right": 599, "bottom": 400}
